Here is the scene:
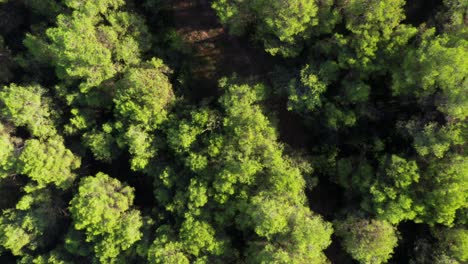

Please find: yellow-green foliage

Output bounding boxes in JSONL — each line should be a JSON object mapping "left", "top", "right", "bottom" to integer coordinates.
{"left": 335, "top": 216, "right": 399, "bottom": 264}
{"left": 69, "top": 173, "right": 143, "bottom": 262}
{"left": 0, "top": 84, "right": 56, "bottom": 138}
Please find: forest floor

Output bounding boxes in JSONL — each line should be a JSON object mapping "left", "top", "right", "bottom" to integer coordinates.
{"left": 171, "top": 0, "right": 272, "bottom": 98}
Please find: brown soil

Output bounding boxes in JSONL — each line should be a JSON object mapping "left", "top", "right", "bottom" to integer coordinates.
{"left": 171, "top": 0, "right": 272, "bottom": 99}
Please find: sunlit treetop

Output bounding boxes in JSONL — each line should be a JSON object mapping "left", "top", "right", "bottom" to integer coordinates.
{"left": 18, "top": 137, "right": 81, "bottom": 190}
{"left": 69, "top": 173, "right": 143, "bottom": 262}
{"left": 45, "top": 0, "right": 150, "bottom": 92}
{"left": 114, "top": 58, "right": 175, "bottom": 129}
{"left": 393, "top": 29, "right": 468, "bottom": 119}
{"left": 0, "top": 84, "right": 57, "bottom": 138}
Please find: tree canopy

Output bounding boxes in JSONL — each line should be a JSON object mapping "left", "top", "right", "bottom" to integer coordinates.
{"left": 0, "top": 0, "right": 466, "bottom": 263}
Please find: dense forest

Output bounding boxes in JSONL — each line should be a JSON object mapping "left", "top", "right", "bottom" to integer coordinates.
{"left": 0, "top": 0, "right": 466, "bottom": 263}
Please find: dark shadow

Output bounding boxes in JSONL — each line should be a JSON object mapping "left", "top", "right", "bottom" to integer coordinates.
{"left": 391, "top": 221, "right": 432, "bottom": 263}
{"left": 404, "top": 0, "right": 443, "bottom": 26}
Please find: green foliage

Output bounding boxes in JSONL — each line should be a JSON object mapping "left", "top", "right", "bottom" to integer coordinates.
{"left": 46, "top": 13, "right": 116, "bottom": 90}
{"left": 18, "top": 137, "right": 81, "bottom": 190}
{"left": 22, "top": 0, "right": 63, "bottom": 18}
{"left": 341, "top": 153, "right": 467, "bottom": 227}
{"left": 112, "top": 58, "right": 174, "bottom": 170}
{"left": 216, "top": 80, "right": 306, "bottom": 202}
{"left": 123, "top": 125, "right": 156, "bottom": 171}
{"left": 83, "top": 123, "right": 120, "bottom": 162}
{"left": 213, "top": 0, "right": 413, "bottom": 61}
{"left": 336, "top": 158, "right": 375, "bottom": 193}
{"left": 213, "top": 0, "right": 327, "bottom": 57}
{"left": 393, "top": 29, "right": 468, "bottom": 119}
{"left": 252, "top": 0, "right": 319, "bottom": 56}
{"left": 147, "top": 226, "right": 189, "bottom": 264}
{"left": 44, "top": 0, "right": 150, "bottom": 92}
{"left": 402, "top": 121, "right": 465, "bottom": 158}
{"left": 211, "top": 0, "right": 249, "bottom": 35}
{"left": 19, "top": 246, "right": 78, "bottom": 264}
{"left": 324, "top": 102, "right": 357, "bottom": 130}
{"left": 63, "top": 228, "right": 92, "bottom": 257}
{"left": 0, "top": 84, "right": 56, "bottom": 138}
{"left": 335, "top": 216, "right": 399, "bottom": 264}
{"left": 63, "top": 0, "right": 124, "bottom": 15}
{"left": 287, "top": 65, "right": 330, "bottom": 112}
{"left": 0, "top": 191, "right": 63, "bottom": 256}
{"left": 367, "top": 155, "right": 422, "bottom": 224}
{"left": 166, "top": 108, "right": 216, "bottom": 153}
{"left": 64, "top": 108, "right": 96, "bottom": 135}
{"left": 434, "top": 228, "right": 468, "bottom": 262}
{"left": 212, "top": 81, "right": 332, "bottom": 261}
{"left": 0, "top": 123, "right": 16, "bottom": 178}
{"left": 179, "top": 217, "right": 222, "bottom": 256}
{"left": 0, "top": 0, "right": 467, "bottom": 263}
{"left": 419, "top": 155, "right": 468, "bottom": 226}
{"left": 438, "top": 0, "right": 468, "bottom": 32}
{"left": 247, "top": 197, "right": 333, "bottom": 264}
{"left": 337, "top": 0, "right": 409, "bottom": 70}
{"left": 69, "top": 173, "right": 143, "bottom": 262}
{"left": 114, "top": 58, "right": 174, "bottom": 129}
{"left": 342, "top": 79, "right": 371, "bottom": 103}
{"left": 150, "top": 80, "right": 333, "bottom": 263}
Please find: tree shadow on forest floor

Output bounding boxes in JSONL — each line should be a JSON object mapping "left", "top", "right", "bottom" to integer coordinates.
{"left": 171, "top": 0, "right": 276, "bottom": 102}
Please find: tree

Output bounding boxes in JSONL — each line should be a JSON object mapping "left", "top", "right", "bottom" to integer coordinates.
{"left": 336, "top": 158, "right": 375, "bottom": 194}
{"left": 246, "top": 196, "right": 333, "bottom": 264}
{"left": 83, "top": 123, "right": 120, "bottom": 162}
{"left": 179, "top": 217, "right": 223, "bottom": 257}
{"left": 365, "top": 155, "right": 422, "bottom": 224}
{"left": 113, "top": 58, "right": 175, "bottom": 170}
{"left": 434, "top": 227, "right": 468, "bottom": 262}
{"left": 401, "top": 121, "right": 465, "bottom": 159}
{"left": 21, "top": 0, "right": 63, "bottom": 18}
{"left": 437, "top": 0, "right": 468, "bottom": 32}
{"left": 0, "top": 190, "right": 64, "bottom": 256}
{"left": 69, "top": 173, "right": 143, "bottom": 262}
{"left": 0, "top": 123, "right": 16, "bottom": 179}
{"left": 63, "top": 0, "right": 124, "bottom": 16}
{"left": 392, "top": 29, "right": 468, "bottom": 120}
{"left": 335, "top": 216, "right": 399, "bottom": 264}
{"left": 419, "top": 155, "right": 468, "bottom": 226}
{"left": 147, "top": 225, "right": 189, "bottom": 264}
{"left": 252, "top": 0, "right": 319, "bottom": 57}
{"left": 337, "top": 0, "right": 410, "bottom": 70}
{"left": 212, "top": 0, "right": 251, "bottom": 35}
{"left": 165, "top": 108, "right": 217, "bottom": 154}
{"left": 212, "top": 80, "right": 332, "bottom": 261}
{"left": 0, "top": 84, "right": 56, "bottom": 138}
{"left": 43, "top": 0, "right": 150, "bottom": 92}
{"left": 18, "top": 137, "right": 81, "bottom": 190}
{"left": 123, "top": 125, "right": 156, "bottom": 171}
{"left": 114, "top": 58, "right": 174, "bottom": 129}
{"left": 3, "top": 0, "right": 467, "bottom": 262}
{"left": 46, "top": 12, "right": 116, "bottom": 91}
{"left": 19, "top": 247, "right": 76, "bottom": 264}
{"left": 287, "top": 64, "right": 333, "bottom": 112}
{"left": 149, "top": 79, "right": 333, "bottom": 263}
{"left": 213, "top": 0, "right": 333, "bottom": 57}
